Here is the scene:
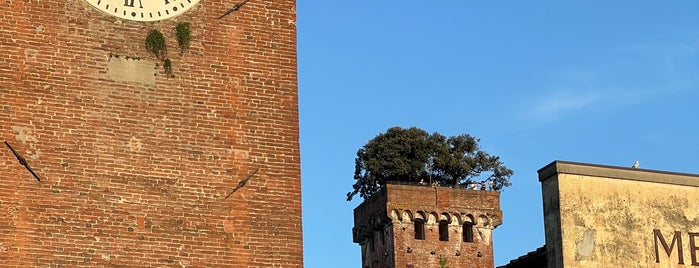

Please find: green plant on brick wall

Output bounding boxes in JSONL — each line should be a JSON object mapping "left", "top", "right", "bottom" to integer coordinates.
{"left": 145, "top": 29, "right": 167, "bottom": 60}
{"left": 439, "top": 255, "right": 448, "bottom": 268}
{"left": 175, "top": 22, "right": 191, "bottom": 50}
{"left": 163, "top": 58, "right": 173, "bottom": 76}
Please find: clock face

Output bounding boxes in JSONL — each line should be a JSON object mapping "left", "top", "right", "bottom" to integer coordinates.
{"left": 83, "top": 0, "right": 201, "bottom": 21}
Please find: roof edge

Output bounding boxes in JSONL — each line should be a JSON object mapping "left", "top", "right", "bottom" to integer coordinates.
{"left": 538, "top": 160, "right": 699, "bottom": 187}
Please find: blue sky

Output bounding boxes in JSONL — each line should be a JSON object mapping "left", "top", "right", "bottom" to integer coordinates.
{"left": 297, "top": 1, "right": 699, "bottom": 267}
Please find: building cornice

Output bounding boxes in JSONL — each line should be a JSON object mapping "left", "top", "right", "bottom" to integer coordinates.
{"left": 538, "top": 160, "right": 699, "bottom": 187}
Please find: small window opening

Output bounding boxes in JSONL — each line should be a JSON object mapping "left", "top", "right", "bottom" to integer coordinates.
{"left": 380, "top": 229, "right": 385, "bottom": 244}
{"left": 414, "top": 219, "right": 425, "bottom": 240}
{"left": 439, "top": 220, "right": 449, "bottom": 241}
{"left": 463, "top": 222, "right": 474, "bottom": 242}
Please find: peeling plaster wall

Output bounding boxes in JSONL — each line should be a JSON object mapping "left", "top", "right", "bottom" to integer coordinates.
{"left": 540, "top": 161, "right": 699, "bottom": 268}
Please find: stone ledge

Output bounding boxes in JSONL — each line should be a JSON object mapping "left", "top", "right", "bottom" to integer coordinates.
{"left": 538, "top": 160, "right": 699, "bottom": 187}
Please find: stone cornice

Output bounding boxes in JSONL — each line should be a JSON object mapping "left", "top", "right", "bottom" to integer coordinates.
{"left": 538, "top": 160, "right": 699, "bottom": 187}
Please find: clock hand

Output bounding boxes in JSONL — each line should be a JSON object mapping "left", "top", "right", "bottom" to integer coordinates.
{"left": 4, "top": 141, "right": 41, "bottom": 182}
{"left": 218, "top": 0, "right": 252, "bottom": 19}
{"left": 224, "top": 167, "right": 259, "bottom": 199}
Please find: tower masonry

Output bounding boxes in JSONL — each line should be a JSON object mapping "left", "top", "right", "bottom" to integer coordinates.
{"left": 0, "top": 0, "right": 301, "bottom": 267}
{"left": 353, "top": 183, "right": 503, "bottom": 268}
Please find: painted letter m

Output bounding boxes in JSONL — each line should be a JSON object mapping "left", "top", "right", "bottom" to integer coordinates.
{"left": 654, "top": 229, "right": 684, "bottom": 264}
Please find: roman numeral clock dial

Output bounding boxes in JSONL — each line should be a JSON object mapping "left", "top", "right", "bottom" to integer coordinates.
{"left": 84, "top": 0, "right": 201, "bottom": 21}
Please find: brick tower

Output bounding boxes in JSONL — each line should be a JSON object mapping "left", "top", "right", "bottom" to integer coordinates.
{"left": 353, "top": 183, "right": 502, "bottom": 268}
{"left": 0, "top": 0, "right": 301, "bottom": 267}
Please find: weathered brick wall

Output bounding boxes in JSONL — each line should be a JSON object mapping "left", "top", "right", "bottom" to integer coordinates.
{"left": 354, "top": 184, "right": 502, "bottom": 268}
{"left": 0, "top": 0, "right": 301, "bottom": 267}
{"left": 352, "top": 187, "right": 393, "bottom": 267}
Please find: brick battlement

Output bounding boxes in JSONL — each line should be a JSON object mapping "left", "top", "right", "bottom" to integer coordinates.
{"left": 353, "top": 183, "right": 502, "bottom": 268}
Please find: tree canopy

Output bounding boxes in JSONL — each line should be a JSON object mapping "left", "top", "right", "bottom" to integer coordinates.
{"left": 346, "top": 127, "right": 514, "bottom": 201}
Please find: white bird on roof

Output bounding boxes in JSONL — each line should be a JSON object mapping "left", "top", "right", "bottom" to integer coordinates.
{"left": 632, "top": 160, "right": 639, "bottom": 169}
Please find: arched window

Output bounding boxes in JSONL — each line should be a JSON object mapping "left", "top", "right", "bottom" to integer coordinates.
{"left": 414, "top": 219, "right": 425, "bottom": 240}
{"left": 439, "top": 220, "right": 449, "bottom": 241}
{"left": 463, "top": 222, "right": 474, "bottom": 242}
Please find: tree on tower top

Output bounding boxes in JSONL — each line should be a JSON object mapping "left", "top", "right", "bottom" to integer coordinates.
{"left": 346, "top": 127, "right": 514, "bottom": 201}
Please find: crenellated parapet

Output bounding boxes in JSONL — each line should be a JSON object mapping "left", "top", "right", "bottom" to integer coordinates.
{"left": 389, "top": 209, "right": 501, "bottom": 229}
{"left": 352, "top": 183, "right": 503, "bottom": 268}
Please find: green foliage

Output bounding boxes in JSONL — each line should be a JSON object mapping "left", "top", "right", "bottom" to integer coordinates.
{"left": 346, "top": 127, "right": 514, "bottom": 201}
{"left": 145, "top": 29, "right": 167, "bottom": 60}
{"left": 439, "top": 255, "right": 448, "bottom": 268}
{"left": 163, "top": 58, "right": 173, "bottom": 76}
{"left": 175, "top": 22, "right": 191, "bottom": 50}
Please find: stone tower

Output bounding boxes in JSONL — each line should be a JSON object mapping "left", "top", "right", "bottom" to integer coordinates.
{"left": 353, "top": 183, "right": 502, "bottom": 268}
{"left": 0, "top": 0, "right": 302, "bottom": 267}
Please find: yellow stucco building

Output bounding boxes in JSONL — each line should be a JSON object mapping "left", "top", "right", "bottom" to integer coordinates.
{"left": 502, "top": 161, "right": 699, "bottom": 268}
